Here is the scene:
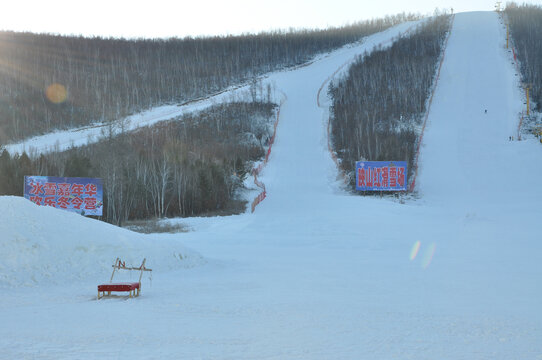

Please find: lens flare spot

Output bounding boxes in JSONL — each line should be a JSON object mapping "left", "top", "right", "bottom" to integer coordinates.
{"left": 46, "top": 83, "right": 67, "bottom": 104}
{"left": 410, "top": 241, "right": 421, "bottom": 260}
{"left": 422, "top": 243, "right": 437, "bottom": 269}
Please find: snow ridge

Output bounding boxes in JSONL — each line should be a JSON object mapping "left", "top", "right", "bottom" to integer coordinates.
{"left": 0, "top": 196, "right": 203, "bottom": 288}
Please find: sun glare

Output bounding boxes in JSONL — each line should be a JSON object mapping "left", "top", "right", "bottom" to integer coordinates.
{"left": 410, "top": 241, "right": 421, "bottom": 260}
{"left": 422, "top": 243, "right": 437, "bottom": 269}
{"left": 45, "top": 83, "right": 67, "bottom": 104}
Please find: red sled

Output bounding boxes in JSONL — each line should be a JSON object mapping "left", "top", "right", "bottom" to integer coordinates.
{"left": 97, "top": 258, "right": 152, "bottom": 299}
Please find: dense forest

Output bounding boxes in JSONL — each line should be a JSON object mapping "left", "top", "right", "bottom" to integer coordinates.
{"left": 506, "top": 3, "right": 542, "bottom": 112}
{"left": 0, "top": 13, "right": 418, "bottom": 145}
{"left": 328, "top": 13, "right": 451, "bottom": 189}
{"left": 0, "top": 101, "right": 275, "bottom": 224}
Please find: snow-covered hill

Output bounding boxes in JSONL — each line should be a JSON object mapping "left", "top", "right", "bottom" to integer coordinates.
{"left": 1, "top": 12, "right": 541, "bottom": 359}
{"left": 4, "top": 21, "right": 418, "bottom": 156}
{"left": 0, "top": 196, "right": 203, "bottom": 287}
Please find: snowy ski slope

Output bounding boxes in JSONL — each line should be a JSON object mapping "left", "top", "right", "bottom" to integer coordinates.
{"left": 417, "top": 12, "right": 539, "bottom": 211}
{"left": 1, "top": 12, "right": 541, "bottom": 359}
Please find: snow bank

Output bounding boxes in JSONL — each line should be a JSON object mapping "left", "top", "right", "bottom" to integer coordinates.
{"left": 0, "top": 196, "right": 204, "bottom": 287}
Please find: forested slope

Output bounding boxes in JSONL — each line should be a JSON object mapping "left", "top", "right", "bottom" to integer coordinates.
{"left": 0, "top": 14, "right": 416, "bottom": 144}
{"left": 506, "top": 3, "right": 542, "bottom": 112}
{"left": 329, "top": 14, "right": 451, "bottom": 188}
{"left": 0, "top": 101, "right": 275, "bottom": 224}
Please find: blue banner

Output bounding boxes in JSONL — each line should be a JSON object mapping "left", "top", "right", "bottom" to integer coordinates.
{"left": 355, "top": 161, "right": 407, "bottom": 191}
{"left": 24, "top": 176, "right": 103, "bottom": 216}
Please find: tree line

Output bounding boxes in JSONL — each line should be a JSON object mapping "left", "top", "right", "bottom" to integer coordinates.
{"left": 0, "top": 13, "right": 418, "bottom": 145}
{"left": 506, "top": 3, "right": 542, "bottom": 112}
{"left": 0, "top": 101, "right": 275, "bottom": 225}
{"left": 328, "top": 13, "right": 452, "bottom": 189}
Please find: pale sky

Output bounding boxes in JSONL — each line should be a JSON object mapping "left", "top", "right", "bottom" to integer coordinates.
{"left": 0, "top": 0, "right": 531, "bottom": 38}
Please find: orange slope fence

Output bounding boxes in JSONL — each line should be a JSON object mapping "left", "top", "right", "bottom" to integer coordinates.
{"left": 250, "top": 95, "right": 285, "bottom": 212}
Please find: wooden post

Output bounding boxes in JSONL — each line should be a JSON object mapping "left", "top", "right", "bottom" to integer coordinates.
{"left": 110, "top": 257, "right": 120, "bottom": 282}
{"left": 137, "top": 258, "right": 152, "bottom": 295}
{"left": 506, "top": 23, "right": 509, "bottom": 49}
{"left": 138, "top": 258, "right": 147, "bottom": 286}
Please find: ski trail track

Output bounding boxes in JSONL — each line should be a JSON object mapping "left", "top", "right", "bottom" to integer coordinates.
{"left": 417, "top": 12, "right": 542, "bottom": 211}
{"left": 1, "top": 13, "right": 542, "bottom": 359}
{"left": 253, "top": 21, "right": 418, "bottom": 214}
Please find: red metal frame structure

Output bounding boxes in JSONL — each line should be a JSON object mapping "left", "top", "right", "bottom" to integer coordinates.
{"left": 97, "top": 258, "right": 152, "bottom": 299}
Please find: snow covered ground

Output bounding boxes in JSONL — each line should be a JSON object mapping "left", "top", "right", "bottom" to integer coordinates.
{"left": 1, "top": 12, "right": 541, "bottom": 359}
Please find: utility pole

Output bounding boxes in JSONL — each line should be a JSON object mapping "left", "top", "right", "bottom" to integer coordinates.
{"left": 525, "top": 84, "right": 531, "bottom": 116}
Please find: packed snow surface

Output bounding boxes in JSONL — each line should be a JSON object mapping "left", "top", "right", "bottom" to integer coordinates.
{"left": 1, "top": 12, "right": 541, "bottom": 359}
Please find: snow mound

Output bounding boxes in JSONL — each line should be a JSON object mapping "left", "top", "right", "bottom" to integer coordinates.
{"left": 0, "top": 196, "right": 204, "bottom": 288}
